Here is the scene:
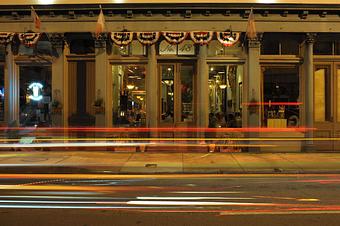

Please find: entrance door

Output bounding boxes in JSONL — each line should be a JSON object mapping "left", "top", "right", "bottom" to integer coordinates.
{"left": 159, "top": 63, "right": 195, "bottom": 128}
{"left": 314, "top": 62, "right": 340, "bottom": 151}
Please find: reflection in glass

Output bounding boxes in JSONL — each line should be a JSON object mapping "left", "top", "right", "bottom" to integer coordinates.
{"left": 264, "top": 66, "right": 300, "bottom": 127}
{"left": 161, "top": 65, "right": 174, "bottom": 123}
{"left": 208, "top": 65, "right": 243, "bottom": 128}
{"left": 0, "top": 65, "right": 4, "bottom": 121}
{"left": 19, "top": 66, "right": 52, "bottom": 127}
{"left": 112, "top": 65, "right": 146, "bottom": 127}
{"left": 180, "top": 65, "right": 193, "bottom": 122}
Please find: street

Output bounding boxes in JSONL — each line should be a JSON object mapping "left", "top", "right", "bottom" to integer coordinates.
{"left": 0, "top": 174, "right": 340, "bottom": 225}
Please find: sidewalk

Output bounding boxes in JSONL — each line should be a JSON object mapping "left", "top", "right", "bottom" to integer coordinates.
{"left": 0, "top": 151, "right": 340, "bottom": 174}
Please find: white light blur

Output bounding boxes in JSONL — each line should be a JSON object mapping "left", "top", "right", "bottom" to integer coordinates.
{"left": 38, "top": 0, "right": 56, "bottom": 4}
{"left": 128, "top": 200, "right": 273, "bottom": 206}
{"left": 171, "top": 191, "right": 245, "bottom": 194}
{"left": 137, "top": 196, "right": 254, "bottom": 200}
{"left": 258, "top": 0, "right": 277, "bottom": 3}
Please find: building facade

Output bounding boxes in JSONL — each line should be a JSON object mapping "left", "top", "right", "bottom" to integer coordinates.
{"left": 0, "top": 1, "right": 340, "bottom": 151}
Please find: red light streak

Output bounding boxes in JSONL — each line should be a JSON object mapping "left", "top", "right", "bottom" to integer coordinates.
{"left": 0, "top": 127, "right": 315, "bottom": 132}
{"left": 242, "top": 102, "right": 303, "bottom": 106}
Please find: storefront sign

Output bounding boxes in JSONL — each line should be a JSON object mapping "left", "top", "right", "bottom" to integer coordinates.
{"left": 159, "top": 40, "right": 177, "bottom": 55}
{"left": 28, "top": 82, "right": 43, "bottom": 101}
{"left": 178, "top": 40, "right": 195, "bottom": 55}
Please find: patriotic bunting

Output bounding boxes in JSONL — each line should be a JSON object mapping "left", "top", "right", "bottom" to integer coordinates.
{"left": 110, "top": 32, "right": 134, "bottom": 46}
{"left": 216, "top": 31, "right": 240, "bottom": 47}
{"left": 190, "top": 31, "right": 213, "bottom": 45}
{"left": 163, "top": 32, "right": 188, "bottom": 44}
{"left": 18, "top": 32, "right": 41, "bottom": 47}
{"left": 0, "top": 32, "right": 15, "bottom": 46}
{"left": 136, "top": 32, "right": 160, "bottom": 45}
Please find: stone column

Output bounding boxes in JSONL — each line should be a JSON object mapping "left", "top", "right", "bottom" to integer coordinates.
{"left": 50, "top": 33, "right": 65, "bottom": 127}
{"left": 246, "top": 36, "right": 262, "bottom": 151}
{"left": 304, "top": 33, "right": 316, "bottom": 150}
{"left": 197, "top": 45, "right": 209, "bottom": 129}
{"left": 94, "top": 34, "right": 108, "bottom": 127}
{"left": 146, "top": 45, "right": 158, "bottom": 129}
{"left": 5, "top": 44, "right": 19, "bottom": 125}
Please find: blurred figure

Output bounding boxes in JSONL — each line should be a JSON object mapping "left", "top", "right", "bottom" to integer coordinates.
{"left": 215, "top": 112, "right": 226, "bottom": 128}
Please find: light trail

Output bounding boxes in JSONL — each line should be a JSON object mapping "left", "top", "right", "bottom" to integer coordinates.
{"left": 0, "top": 173, "right": 336, "bottom": 180}
{"left": 1, "top": 137, "right": 340, "bottom": 143}
{"left": 136, "top": 196, "right": 255, "bottom": 200}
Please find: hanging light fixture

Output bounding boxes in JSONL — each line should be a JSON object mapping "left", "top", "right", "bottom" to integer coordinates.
{"left": 127, "top": 84, "right": 135, "bottom": 90}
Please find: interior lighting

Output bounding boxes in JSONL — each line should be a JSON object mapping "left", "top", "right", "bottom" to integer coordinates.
{"left": 219, "top": 84, "right": 227, "bottom": 89}
{"left": 126, "top": 84, "right": 135, "bottom": 90}
{"left": 28, "top": 82, "right": 43, "bottom": 101}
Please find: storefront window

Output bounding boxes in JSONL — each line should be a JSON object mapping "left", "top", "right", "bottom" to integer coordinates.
{"left": 161, "top": 65, "right": 174, "bottom": 123}
{"left": 0, "top": 65, "right": 4, "bottom": 122}
{"left": 112, "top": 64, "right": 146, "bottom": 127}
{"left": 263, "top": 66, "right": 300, "bottom": 127}
{"left": 207, "top": 40, "right": 242, "bottom": 57}
{"left": 180, "top": 65, "right": 194, "bottom": 122}
{"left": 19, "top": 66, "right": 52, "bottom": 127}
{"left": 112, "top": 41, "right": 146, "bottom": 56}
{"left": 208, "top": 65, "right": 243, "bottom": 128}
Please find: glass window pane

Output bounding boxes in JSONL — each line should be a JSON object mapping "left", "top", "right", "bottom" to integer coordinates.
{"left": 19, "top": 66, "right": 52, "bottom": 127}
{"left": 208, "top": 65, "right": 243, "bottom": 128}
{"left": 314, "top": 41, "right": 333, "bottom": 55}
{"left": 131, "top": 40, "right": 146, "bottom": 56}
{"left": 161, "top": 65, "right": 174, "bottom": 123}
{"left": 180, "top": 65, "right": 194, "bottom": 122}
{"left": 207, "top": 40, "right": 225, "bottom": 56}
{"left": 0, "top": 65, "right": 4, "bottom": 121}
{"left": 112, "top": 65, "right": 146, "bottom": 127}
{"left": 263, "top": 67, "right": 300, "bottom": 127}
{"left": 314, "top": 68, "right": 326, "bottom": 122}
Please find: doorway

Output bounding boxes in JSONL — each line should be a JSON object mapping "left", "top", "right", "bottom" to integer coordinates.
{"left": 159, "top": 63, "right": 195, "bottom": 128}
{"left": 314, "top": 62, "right": 340, "bottom": 151}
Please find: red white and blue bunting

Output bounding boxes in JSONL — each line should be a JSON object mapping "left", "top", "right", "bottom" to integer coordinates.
{"left": 190, "top": 31, "right": 213, "bottom": 45}
{"left": 18, "top": 32, "right": 41, "bottom": 47}
{"left": 216, "top": 31, "right": 240, "bottom": 47}
{"left": 0, "top": 31, "right": 241, "bottom": 47}
{"left": 163, "top": 32, "right": 188, "bottom": 45}
{"left": 110, "top": 32, "right": 134, "bottom": 46}
{"left": 137, "top": 32, "right": 160, "bottom": 45}
{"left": 0, "top": 32, "right": 15, "bottom": 46}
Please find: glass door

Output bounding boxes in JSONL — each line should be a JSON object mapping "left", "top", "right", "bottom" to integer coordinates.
{"left": 159, "top": 63, "right": 195, "bottom": 127}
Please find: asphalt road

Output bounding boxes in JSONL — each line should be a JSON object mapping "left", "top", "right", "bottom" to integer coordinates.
{"left": 0, "top": 174, "right": 340, "bottom": 226}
